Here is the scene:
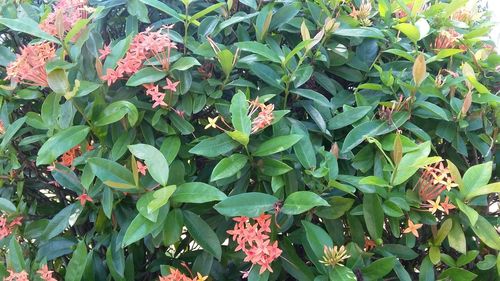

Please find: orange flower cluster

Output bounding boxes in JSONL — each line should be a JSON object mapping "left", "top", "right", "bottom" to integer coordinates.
{"left": 432, "top": 29, "right": 465, "bottom": 51}
{"left": 248, "top": 99, "right": 274, "bottom": 134}
{"left": 4, "top": 270, "right": 29, "bottom": 281}
{"left": 39, "top": 0, "right": 92, "bottom": 39}
{"left": 416, "top": 162, "right": 457, "bottom": 202}
{"left": 0, "top": 215, "right": 22, "bottom": 240}
{"left": 5, "top": 42, "right": 56, "bottom": 87}
{"left": 159, "top": 268, "right": 207, "bottom": 281}
{"left": 227, "top": 214, "right": 282, "bottom": 276}
{"left": 142, "top": 78, "right": 179, "bottom": 109}
{"left": 101, "top": 27, "right": 177, "bottom": 86}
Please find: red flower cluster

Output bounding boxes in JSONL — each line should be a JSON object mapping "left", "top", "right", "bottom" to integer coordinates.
{"left": 39, "top": 0, "right": 92, "bottom": 39}
{"left": 6, "top": 42, "right": 56, "bottom": 87}
{"left": 101, "top": 27, "right": 176, "bottom": 86}
{"left": 0, "top": 215, "right": 23, "bottom": 240}
{"left": 227, "top": 214, "right": 282, "bottom": 276}
{"left": 432, "top": 29, "right": 465, "bottom": 51}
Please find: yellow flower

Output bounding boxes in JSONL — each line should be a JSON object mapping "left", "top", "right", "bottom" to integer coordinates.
{"left": 427, "top": 197, "right": 444, "bottom": 214}
{"left": 319, "top": 245, "right": 350, "bottom": 267}
{"left": 204, "top": 116, "right": 219, "bottom": 129}
{"left": 195, "top": 273, "right": 208, "bottom": 281}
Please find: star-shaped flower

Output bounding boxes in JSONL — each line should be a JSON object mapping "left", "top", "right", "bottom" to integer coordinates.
{"left": 403, "top": 219, "right": 423, "bottom": 238}
{"left": 137, "top": 161, "right": 147, "bottom": 175}
{"left": 99, "top": 44, "right": 111, "bottom": 60}
{"left": 163, "top": 78, "right": 180, "bottom": 92}
{"left": 77, "top": 193, "right": 93, "bottom": 206}
{"left": 204, "top": 116, "right": 219, "bottom": 129}
{"left": 440, "top": 196, "right": 456, "bottom": 215}
{"left": 426, "top": 197, "right": 444, "bottom": 214}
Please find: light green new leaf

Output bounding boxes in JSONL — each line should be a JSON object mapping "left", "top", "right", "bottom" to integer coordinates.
{"left": 253, "top": 135, "right": 303, "bottom": 156}
{"left": 393, "top": 23, "right": 420, "bottom": 43}
{"left": 128, "top": 144, "right": 169, "bottom": 186}
{"left": 462, "top": 162, "right": 492, "bottom": 198}
{"left": 281, "top": 191, "right": 329, "bottom": 215}
{"left": 211, "top": 154, "right": 247, "bottom": 181}
{"left": 172, "top": 182, "right": 227, "bottom": 203}
{"left": 465, "top": 182, "right": 500, "bottom": 200}
{"left": 230, "top": 91, "right": 251, "bottom": 136}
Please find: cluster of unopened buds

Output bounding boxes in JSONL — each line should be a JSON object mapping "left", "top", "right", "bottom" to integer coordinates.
{"left": 417, "top": 162, "right": 457, "bottom": 215}
{"left": 227, "top": 214, "right": 282, "bottom": 276}
{"left": 350, "top": 0, "right": 372, "bottom": 26}
{"left": 432, "top": 29, "right": 466, "bottom": 51}
{"left": 159, "top": 267, "right": 208, "bottom": 281}
{"left": 0, "top": 215, "right": 22, "bottom": 240}
{"left": 319, "top": 245, "right": 350, "bottom": 267}
{"left": 205, "top": 98, "right": 274, "bottom": 134}
{"left": 3, "top": 265, "right": 57, "bottom": 281}
{"left": 100, "top": 26, "right": 176, "bottom": 86}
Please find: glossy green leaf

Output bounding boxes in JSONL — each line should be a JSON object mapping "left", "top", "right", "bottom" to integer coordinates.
{"left": 36, "top": 126, "right": 90, "bottom": 165}
{"left": 210, "top": 154, "right": 247, "bottom": 181}
{"left": 172, "top": 182, "right": 227, "bottom": 203}
{"left": 253, "top": 135, "right": 303, "bottom": 156}
{"left": 214, "top": 192, "right": 278, "bottom": 217}
{"left": 126, "top": 67, "right": 166, "bottom": 86}
{"left": 129, "top": 144, "right": 170, "bottom": 186}
{"left": 282, "top": 191, "right": 329, "bottom": 215}
{"left": 363, "top": 193, "right": 384, "bottom": 240}
{"left": 65, "top": 240, "right": 88, "bottom": 281}
{"left": 183, "top": 210, "right": 222, "bottom": 260}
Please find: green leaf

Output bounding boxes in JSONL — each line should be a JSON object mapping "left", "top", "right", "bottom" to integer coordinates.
{"left": 438, "top": 268, "right": 477, "bottom": 281}
{"left": 0, "top": 17, "right": 59, "bottom": 43}
{"left": 88, "top": 158, "right": 137, "bottom": 191}
{"left": 235, "top": 41, "right": 280, "bottom": 63}
{"left": 302, "top": 220, "right": 333, "bottom": 259}
{"left": 329, "top": 266, "right": 357, "bottom": 281}
{"left": 284, "top": 40, "right": 313, "bottom": 66}
{"left": 334, "top": 27, "right": 385, "bottom": 39}
{"left": 391, "top": 141, "right": 431, "bottom": 185}
{"left": 183, "top": 210, "right": 222, "bottom": 260}
{"left": 214, "top": 192, "right": 278, "bottom": 217}
{"left": 122, "top": 214, "right": 156, "bottom": 247}
{"left": 253, "top": 135, "right": 303, "bottom": 157}
{"left": 129, "top": 144, "right": 170, "bottom": 186}
{"left": 171, "top": 57, "right": 201, "bottom": 71}
{"left": 448, "top": 219, "right": 466, "bottom": 254}
{"left": 138, "top": 0, "right": 184, "bottom": 22}
{"left": 281, "top": 191, "right": 329, "bottom": 215}
{"left": 290, "top": 89, "right": 330, "bottom": 108}
{"left": 103, "top": 36, "right": 132, "bottom": 74}
{"left": 0, "top": 117, "right": 26, "bottom": 150}
{"left": 230, "top": 91, "right": 251, "bottom": 136}
{"left": 172, "top": 182, "right": 227, "bottom": 203}
{"left": 217, "top": 49, "right": 234, "bottom": 77}
{"left": 95, "top": 101, "right": 139, "bottom": 127}
{"left": 210, "top": 154, "right": 247, "bottom": 181}
{"left": 36, "top": 126, "right": 90, "bottom": 165}
{"left": 147, "top": 186, "right": 176, "bottom": 213}
{"left": 190, "top": 2, "right": 224, "bottom": 22}
{"left": 40, "top": 204, "right": 82, "bottom": 241}
{"left": 470, "top": 215, "right": 500, "bottom": 250}
{"left": 456, "top": 250, "right": 479, "bottom": 267}
{"left": 363, "top": 193, "right": 384, "bottom": 240}
{"left": 0, "top": 198, "right": 16, "bottom": 213}
{"left": 393, "top": 23, "right": 420, "bottom": 43}
{"left": 361, "top": 257, "right": 396, "bottom": 279}
{"left": 462, "top": 162, "right": 492, "bottom": 198}
{"left": 429, "top": 246, "right": 441, "bottom": 265}
{"left": 65, "top": 240, "right": 87, "bottom": 281}
{"left": 384, "top": 49, "right": 415, "bottom": 62}
{"left": 249, "top": 63, "right": 284, "bottom": 89}
{"left": 328, "top": 106, "right": 371, "bottom": 130}
{"left": 189, "top": 134, "right": 240, "bottom": 157}
{"left": 260, "top": 158, "right": 292, "bottom": 176}
{"left": 316, "top": 197, "right": 355, "bottom": 219}
{"left": 65, "top": 18, "right": 91, "bottom": 45}
{"left": 226, "top": 130, "right": 249, "bottom": 146}
{"left": 290, "top": 121, "right": 316, "bottom": 169}
{"left": 7, "top": 238, "right": 25, "bottom": 272}
{"left": 126, "top": 67, "right": 166, "bottom": 86}
{"left": 434, "top": 219, "right": 452, "bottom": 245}
{"left": 465, "top": 182, "right": 500, "bottom": 201}
{"left": 456, "top": 199, "right": 478, "bottom": 226}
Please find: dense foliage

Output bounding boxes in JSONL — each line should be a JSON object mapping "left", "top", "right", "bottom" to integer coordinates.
{"left": 0, "top": 0, "right": 499, "bottom": 280}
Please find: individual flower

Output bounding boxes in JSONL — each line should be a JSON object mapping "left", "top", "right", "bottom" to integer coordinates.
{"left": 440, "top": 196, "right": 456, "bottom": 215}
{"left": 163, "top": 78, "right": 179, "bottom": 92}
{"left": 99, "top": 44, "right": 111, "bottom": 60}
{"left": 403, "top": 219, "right": 423, "bottom": 238}
{"left": 319, "top": 245, "right": 350, "bottom": 267}
{"left": 204, "top": 116, "right": 219, "bottom": 129}
{"left": 4, "top": 270, "right": 29, "bottom": 281}
{"left": 137, "top": 161, "right": 147, "bottom": 175}
{"left": 425, "top": 197, "right": 444, "bottom": 214}
{"left": 364, "top": 238, "right": 376, "bottom": 251}
{"left": 6, "top": 42, "right": 56, "bottom": 87}
{"left": 39, "top": 0, "right": 92, "bottom": 39}
{"left": 159, "top": 268, "right": 207, "bottom": 281}
{"left": 77, "top": 193, "right": 93, "bottom": 206}
{"left": 227, "top": 214, "right": 282, "bottom": 276}
{"left": 37, "top": 264, "right": 57, "bottom": 281}
{"left": 101, "top": 68, "right": 123, "bottom": 86}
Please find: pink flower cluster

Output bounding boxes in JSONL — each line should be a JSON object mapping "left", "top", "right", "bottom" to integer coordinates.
{"left": 227, "top": 214, "right": 282, "bottom": 276}
{"left": 142, "top": 78, "right": 179, "bottom": 109}
{"left": 101, "top": 27, "right": 177, "bottom": 86}
{"left": 248, "top": 99, "right": 274, "bottom": 134}
{"left": 159, "top": 268, "right": 207, "bottom": 281}
{"left": 4, "top": 270, "right": 29, "bottom": 281}
{"left": 39, "top": 0, "right": 91, "bottom": 39}
{"left": 5, "top": 42, "right": 56, "bottom": 87}
{"left": 0, "top": 215, "right": 22, "bottom": 240}
{"left": 37, "top": 265, "right": 57, "bottom": 281}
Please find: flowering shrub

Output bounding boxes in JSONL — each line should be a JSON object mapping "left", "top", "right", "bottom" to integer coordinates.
{"left": 0, "top": 0, "right": 499, "bottom": 280}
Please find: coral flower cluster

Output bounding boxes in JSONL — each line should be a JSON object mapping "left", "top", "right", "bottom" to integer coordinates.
{"left": 227, "top": 214, "right": 282, "bottom": 276}
{"left": 159, "top": 268, "right": 207, "bottom": 281}
{"left": 101, "top": 27, "right": 176, "bottom": 86}
{"left": 3, "top": 265, "right": 57, "bottom": 281}
{"left": 39, "top": 0, "right": 92, "bottom": 39}
{"left": 416, "top": 162, "right": 457, "bottom": 202}
{"left": 5, "top": 42, "right": 56, "bottom": 87}
{"left": 0, "top": 215, "right": 22, "bottom": 240}
{"left": 432, "top": 29, "right": 465, "bottom": 51}
{"left": 248, "top": 99, "right": 275, "bottom": 134}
